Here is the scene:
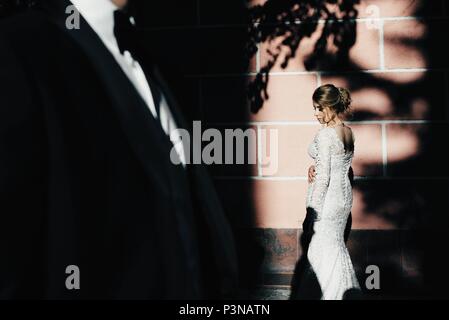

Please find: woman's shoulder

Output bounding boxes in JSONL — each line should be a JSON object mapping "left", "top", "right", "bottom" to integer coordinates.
{"left": 315, "top": 126, "right": 335, "bottom": 142}
{"left": 317, "top": 126, "right": 339, "bottom": 135}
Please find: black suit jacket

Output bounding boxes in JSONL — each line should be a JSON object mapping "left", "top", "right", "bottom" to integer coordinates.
{"left": 0, "top": 0, "right": 238, "bottom": 299}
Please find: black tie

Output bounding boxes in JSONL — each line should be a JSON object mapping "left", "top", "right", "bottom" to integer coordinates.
{"left": 113, "top": 9, "right": 140, "bottom": 59}
{"left": 113, "top": 9, "right": 162, "bottom": 118}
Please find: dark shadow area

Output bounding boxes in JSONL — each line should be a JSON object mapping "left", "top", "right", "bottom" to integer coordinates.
{"left": 0, "top": 0, "right": 36, "bottom": 18}
{"left": 129, "top": 0, "right": 265, "bottom": 298}
{"left": 289, "top": 208, "right": 321, "bottom": 300}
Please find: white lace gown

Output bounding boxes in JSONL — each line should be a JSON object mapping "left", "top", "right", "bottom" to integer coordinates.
{"left": 305, "top": 126, "right": 361, "bottom": 300}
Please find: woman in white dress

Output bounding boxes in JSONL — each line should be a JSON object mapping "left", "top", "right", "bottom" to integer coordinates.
{"left": 304, "top": 84, "right": 361, "bottom": 300}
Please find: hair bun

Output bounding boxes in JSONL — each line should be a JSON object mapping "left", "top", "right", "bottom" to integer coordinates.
{"left": 337, "top": 87, "right": 352, "bottom": 111}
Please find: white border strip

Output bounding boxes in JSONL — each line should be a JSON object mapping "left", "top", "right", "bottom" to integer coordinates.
{"left": 186, "top": 67, "right": 441, "bottom": 78}
{"left": 379, "top": 20, "right": 385, "bottom": 70}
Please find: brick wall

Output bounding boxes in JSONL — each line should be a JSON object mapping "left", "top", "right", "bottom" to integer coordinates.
{"left": 139, "top": 0, "right": 449, "bottom": 298}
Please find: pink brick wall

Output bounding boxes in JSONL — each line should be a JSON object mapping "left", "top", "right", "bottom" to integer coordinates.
{"left": 241, "top": 0, "right": 449, "bottom": 231}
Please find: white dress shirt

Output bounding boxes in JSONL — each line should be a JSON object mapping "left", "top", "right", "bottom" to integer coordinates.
{"left": 70, "top": 0, "right": 186, "bottom": 166}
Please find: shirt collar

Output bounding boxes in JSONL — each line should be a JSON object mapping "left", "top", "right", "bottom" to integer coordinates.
{"left": 70, "top": 0, "right": 120, "bottom": 49}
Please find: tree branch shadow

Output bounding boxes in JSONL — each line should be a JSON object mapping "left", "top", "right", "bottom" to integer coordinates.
{"left": 246, "top": 0, "right": 360, "bottom": 113}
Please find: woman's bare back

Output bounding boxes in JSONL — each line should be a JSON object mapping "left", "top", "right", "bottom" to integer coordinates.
{"left": 334, "top": 124, "right": 354, "bottom": 152}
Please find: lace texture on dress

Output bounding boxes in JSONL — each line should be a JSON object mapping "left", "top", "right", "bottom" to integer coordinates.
{"left": 305, "top": 127, "right": 360, "bottom": 300}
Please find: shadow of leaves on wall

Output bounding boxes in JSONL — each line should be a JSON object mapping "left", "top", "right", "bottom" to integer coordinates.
{"left": 246, "top": 0, "right": 360, "bottom": 113}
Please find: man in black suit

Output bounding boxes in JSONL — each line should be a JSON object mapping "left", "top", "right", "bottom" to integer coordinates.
{"left": 0, "top": 0, "right": 238, "bottom": 299}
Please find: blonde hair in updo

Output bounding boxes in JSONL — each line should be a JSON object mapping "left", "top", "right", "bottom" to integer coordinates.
{"left": 312, "top": 84, "right": 352, "bottom": 118}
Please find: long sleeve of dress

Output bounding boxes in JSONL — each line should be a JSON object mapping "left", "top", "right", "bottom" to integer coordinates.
{"left": 308, "top": 130, "right": 333, "bottom": 219}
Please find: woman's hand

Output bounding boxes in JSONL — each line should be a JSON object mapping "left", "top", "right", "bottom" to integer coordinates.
{"left": 308, "top": 165, "right": 316, "bottom": 183}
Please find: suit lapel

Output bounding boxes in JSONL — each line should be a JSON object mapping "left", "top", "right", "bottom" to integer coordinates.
{"left": 39, "top": 0, "right": 175, "bottom": 190}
